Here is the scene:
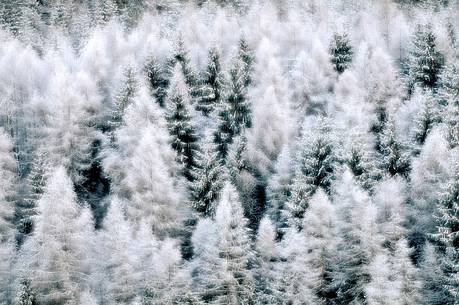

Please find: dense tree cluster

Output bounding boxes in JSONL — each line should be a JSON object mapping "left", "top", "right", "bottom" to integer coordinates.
{"left": 0, "top": 0, "right": 458, "bottom": 304}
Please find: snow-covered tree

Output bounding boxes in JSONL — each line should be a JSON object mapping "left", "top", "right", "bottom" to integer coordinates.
{"left": 265, "top": 146, "right": 293, "bottom": 235}
{"left": 254, "top": 217, "right": 281, "bottom": 304}
{"left": 95, "top": 0, "right": 118, "bottom": 25}
{"left": 411, "top": 89, "right": 441, "bottom": 153}
{"left": 19, "top": 166, "right": 94, "bottom": 305}
{"left": 214, "top": 55, "right": 251, "bottom": 161}
{"left": 330, "top": 33, "right": 353, "bottom": 74}
{"left": 432, "top": 154, "right": 459, "bottom": 302}
{"left": 410, "top": 128, "right": 451, "bottom": 258}
{"left": 0, "top": 0, "right": 25, "bottom": 36}
{"left": 237, "top": 38, "right": 254, "bottom": 87}
{"left": 344, "top": 133, "right": 381, "bottom": 192}
{"left": 419, "top": 243, "right": 451, "bottom": 305}
{"left": 166, "top": 37, "right": 199, "bottom": 99}
{"left": 120, "top": 0, "right": 145, "bottom": 29}
{"left": 0, "top": 128, "right": 17, "bottom": 243}
{"left": 282, "top": 189, "right": 337, "bottom": 305}
{"left": 144, "top": 55, "right": 168, "bottom": 107}
{"left": 365, "top": 251, "right": 399, "bottom": 305}
{"left": 110, "top": 67, "right": 139, "bottom": 134}
{"left": 196, "top": 47, "right": 225, "bottom": 116}
{"left": 16, "top": 150, "right": 50, "bottom": 245}
{"left": 374, "top": 177, "right": 407, "bottom": 249}
{"left": 123, "top": 125, "right": 185, "bottom": 238}
{"left": 290, "top": 43, "right": 335, "bottom": 117}
{"left": 15, "top": 279, "right": 38, "bottom": 305}
{"left": 438, "top": 60, "right": 459, "bottom": 148}
{"left": 409, "top": 24, "right": 445, "bottom": 89}
{"left": 391, "top": 239, "right": 421, "bottom": 305}
{"left": 189, "top": 136, "right": 225, "bottom": 217}
{"left": 134, "top": 223, "right": 198, "bottom": 304}
{"left": 166, "top": 64, "right": 199, "bottom": 180}
{"left": 0, "top": 241, "right": 15, "bottom": 304}
{"left": 379, "top": 118, "right": 411, "bottom": 177}
{"left": 245, "top": 38, "right": 292, "bottom": 180}
{"left": 42, "top": 70, "right": 102, "bottom": 185}
{"left": 192, "top": 183, "right": 254, "bottom": 304}
{"left": 331, "top": 170, "right": 383, "bottom": 305}
{"left": 284, "top": 119, "right": 336, "bottom": 229}
{"left": 99, "top": 197, "right": 138, "bottom": 305}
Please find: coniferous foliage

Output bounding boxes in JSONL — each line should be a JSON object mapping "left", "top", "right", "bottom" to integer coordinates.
{"left": 166, "top": 64, "right": 199, "bottom": 180}
{"left": 410, "top": 24, "right": 445, "bottom": 90}
{"left": 284, "top": 119, "right": 336, "bottom": 229}
{"left": 110, "top": 67, "right": 139, "bottom": 134}
{"left": 0, "top": 1, "right": 457, "bottom": 304}
{"left": 144, "top": 55, "right": 168, "bottom": 107}
{"left": 432, "top": 156, "right": 459, "bottom": 302}
{"left": 330, "top": 33, "right": 353, "bottom": 74}
{"left": 214, "top": 55, "right": 251, "bottom": 161}
{"left": 379, "top": 119, "right": 411, "bottom": 177}
{"left": 196, "top": 47, "right": 225, "bottom": 116}
{"left": 189, "top": 136, "right": 225, "bottom": 217}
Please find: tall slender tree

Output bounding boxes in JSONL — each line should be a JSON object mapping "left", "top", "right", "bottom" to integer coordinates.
{"left": 214, "top": 55, "right": 252, "bottom": 161}
{"left": 330, "top": 33, "right": 353, "bottom": 74}
{"left": 192, "top": 183, "right": 255, "bottom": 304}
{"left": 189, "top": 136, "right": 225, "bottom": 217}
{"left": 284, "top": 119, "right": 336, "bottom": 229}
{"left": 144, "top": 55, "right": 168, "bottom": 107}
{"left": 166, "top": 64, "right": 199, "bottom": 180}
{"left": 19, "top": 167, "right": 94, "bottom": 305}
{"left": 196, "top": 47, "right": 225, "bottom": 116}
{"left": 409, "top": 24, "right": 445, "bottom": 89}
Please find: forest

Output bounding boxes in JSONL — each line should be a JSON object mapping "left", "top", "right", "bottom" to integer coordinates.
{"left": 0, "top": 0, "right": 458, "bottom": 304}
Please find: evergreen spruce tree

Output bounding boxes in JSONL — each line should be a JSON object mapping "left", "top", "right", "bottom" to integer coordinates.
{"left": 16, "top": 279, "right": 38, "bottom": 305}
{"left": 238, "top": 38, "right": 254, "bottom": 87}
{"left": 365, "top": 251, "right": 399, "bottom": 305}
{"left": 409, "top": 128, "right": 451, "bottom": 261}
{"left": 123, "top": 125, "right": 185, "bottom": 238}
{"left": 331, "top": 170, "right": 383, "bottom": 305}
{"left": 374, "top": 177, "right": 407, "bottom": 250}
{"left": 0, "top": 129, "right": 17, "bottom": 243}
{"left": 266, "top": 146, "right": 293, "bottom": 236}
{"left": 120, "top": 0, "right": 144, "bottom": 29}
{"left": 282, "top": 189, "right": 337, "bottom": 304}
{"left": 345, "top": 134, "right": 381, "bottom": 192}
{"left": 330, "top": 33, "right": 353, "bottom": 74}
{"left": 214, "top": 55, "right": 252, "bottom": 161}
{"left": 189, "top": 136, "right": 225, "bottom": 217}
{"left": 419, "top": 243, "right": 451, "bottom": 305}
{"left": 19, "top": 167, "right": 94, "bottom": 305}
{"left": 411, "top": 89, "right": 441, "bottom": 153}
{"left": 95, "top": 0, "right": 118, "bottom": 25}
{"left": 410, "top": 24, "right": 445, "bottom": 89}
{"left": 167, "top": 37, "right": 199, "bottom": 100}
{"left": 391, "top": 239, "right": 421, "bottom": 305}
{"left": 0, "top": 0, "right": 25, "bottom": 36}
{"left": 438, "top": 61, "right": 459, "bottom": 148}
{"left": 284, "top": 119, "right": 336, "bottom": 229}
{"left": 254, "top": 217, "right": 282, "bottom": 304}
{"left": 110, "top": 67, "right": 139, "bottom": 134}
{"left": 144, "top": 55, "right": 168, "bottom": 107}
{"left": 192, "top": 183, "right": 255, "bottom": 304}
{"left": 0, "top": 241, "right": 14, "bottom": 304}
{"left": 166, "top": 64, "right": 199, "bottom": 180}
{"left": 379, "top": 118, "right": 411, "bottom": 177}
{"left": 196, "top": 47, "right": 225, "bottom": 116}
{"left": 16, "top": 150, "right": 50, "bottom": 244}
{"left": 99, "top": 198, "right": 138, "bottom": 305}
{"left": 432, "top": 156, "right": 459, "bottom": 302}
